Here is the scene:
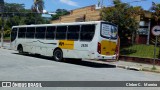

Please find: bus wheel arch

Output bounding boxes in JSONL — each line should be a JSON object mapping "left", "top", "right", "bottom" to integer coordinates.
{"left": 17, "top": 44, "right": 23, "bottom": 54}
{"left": 53, "top": 48, "right": 63, "bottom": 62}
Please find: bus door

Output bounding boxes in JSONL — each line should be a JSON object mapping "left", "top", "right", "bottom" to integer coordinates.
{"left": 11, "top": 28, "right": 18, "bottom": 50}
{"left": 99, "top": 23, "right": 118, "bottom": 56}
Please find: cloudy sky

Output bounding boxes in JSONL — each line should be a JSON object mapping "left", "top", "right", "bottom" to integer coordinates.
{"left": 4, "top": 0, "right": 160, "bottom": 12}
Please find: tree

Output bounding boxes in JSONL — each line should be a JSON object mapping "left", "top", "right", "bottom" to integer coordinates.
{"left": 31, "top": 0, "right": 44, "bottom": 24}
{"left": 0, "top": 0, "right": 4, "bottom": 47}
{"left": 150, "top": 2, "right": 160, "bottom": 24}
{"left": 101, "top": 0, "right": 142, "bottom": 45}
{"left": 24, "top": 9, "right": 45, "bottom": 24}
{"left": 0, "top": 2, "right": 45, "bottom": 38}
{"left": 31, "top": 0, "right": 44, "bottom": 13}
{"left": 52, "top": 9, "right": 70, "bottom": 20}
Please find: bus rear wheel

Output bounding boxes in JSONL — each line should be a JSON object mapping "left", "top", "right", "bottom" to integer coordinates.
{"left": 53, "top": 49, "right": 63, "bottom": 62}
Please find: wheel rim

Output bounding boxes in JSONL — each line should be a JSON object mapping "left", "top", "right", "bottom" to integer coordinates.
{"left": 54, "top": 50, "right": 62, "bottom": 60}
{"left": 19, "top": 47, "right": 23, "bottom": 53}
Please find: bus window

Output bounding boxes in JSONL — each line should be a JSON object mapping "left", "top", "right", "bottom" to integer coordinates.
{"left": 35, "top": 27, "right": 46, "bottom": 39}
{"left": 11, "top": 28, "right": 17, "bottom": 42}
{"left": 56, "top": 26, "right": 67, "bottom": 40}
{"left": 67, "top": 25, "right": 80, "bottom": 41}
{"left": 80, "top": 25, "right": 95, "bottom": 41}
{"left": 111, "top": 26, "right": 118, "bottom": 39}
{"left": 26, "top": 27, "right": 35, "bottom": 38}
{"left": 46, "top": 26, "right": 56, "bottom": 39}
{"left": 18, "top": 28, "right": 26, "bottom": 38}
{"left": 101, "top": 23, "right": 118, "bottom": 39}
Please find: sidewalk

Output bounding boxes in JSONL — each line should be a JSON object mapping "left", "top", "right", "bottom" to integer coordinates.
{"left": 83, "top": 59, "right": 160, "bottom": 73}
{"left": 108, "top": 60, "right": 160, "bottom": 73}
{"left": 0, "top": 42, "right": 10, "bottom": 49}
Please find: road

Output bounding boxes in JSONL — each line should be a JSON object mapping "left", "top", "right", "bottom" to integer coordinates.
{"left": 0, "top": 47, "right": 160, "bottom": 90}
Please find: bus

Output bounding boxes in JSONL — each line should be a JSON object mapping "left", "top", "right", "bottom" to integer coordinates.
{"left": 10, "top": 21, "right": 119, "bottom": 61}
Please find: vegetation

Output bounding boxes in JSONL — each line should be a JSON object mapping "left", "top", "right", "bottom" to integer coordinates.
{"left": 0, "top": 3, "right": 45, "bottom": 38}
{"left": 52, "top": 9, "right": 70, "bottom": 20}
{"left": 150, "top": 2, "right": 160, "bottom": 24}
{"left": 120, "top": 44, "right": 160, "bottom": 58}
{"left": 101, "top": 0, "right": 143, "bottom": 45}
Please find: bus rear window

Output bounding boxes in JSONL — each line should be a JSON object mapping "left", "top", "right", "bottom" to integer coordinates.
{"left": 101, "top": 24, "right": 118, "bottom": 39}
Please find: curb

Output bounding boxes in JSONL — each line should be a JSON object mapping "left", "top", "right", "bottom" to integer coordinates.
{"left": 116, "top": 64, "right": 160, "bottom": 73}
{"left": 116, "top": 65, "right": 141, "bottom": 71}
{"left": 119, "top": 55, "right": 160, "bottom": 66}
{"left": 141, "top": 68, "right": 160, "bottom": 73}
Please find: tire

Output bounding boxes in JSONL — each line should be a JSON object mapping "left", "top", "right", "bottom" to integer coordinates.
{"left": 18, "top": 46, "right": 23, "bottom": 54}
{"left": 53, "top": 49, "right": 63, "bottom": 62}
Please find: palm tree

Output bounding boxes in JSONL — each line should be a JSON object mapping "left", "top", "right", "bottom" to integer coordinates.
{"left": 31, "top": 0, "right": 44, "bottom": 13}
{"left": 31, "top": 0, "right": 44, "bottom": 24}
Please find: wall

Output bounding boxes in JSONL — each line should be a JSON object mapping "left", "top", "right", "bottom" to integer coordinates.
{"left": 51, "top": 5, "right": 101, "bottom": 23}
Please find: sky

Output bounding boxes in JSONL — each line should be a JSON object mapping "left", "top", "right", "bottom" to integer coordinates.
{"left": 4, "top": 0, "right": 160, "bottom": 12}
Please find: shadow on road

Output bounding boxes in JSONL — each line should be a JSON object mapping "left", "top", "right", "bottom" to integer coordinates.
{"left": 13, "top": 53, "right": 116, "bottom": 68}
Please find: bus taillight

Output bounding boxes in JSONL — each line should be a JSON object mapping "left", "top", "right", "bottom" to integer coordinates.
{"left": 97, "top": 42, "right": 101, "bottom": 54}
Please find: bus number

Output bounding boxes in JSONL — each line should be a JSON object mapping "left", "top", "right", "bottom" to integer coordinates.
{"left": 81, "top": 44, "right": 88, "bottom": 47}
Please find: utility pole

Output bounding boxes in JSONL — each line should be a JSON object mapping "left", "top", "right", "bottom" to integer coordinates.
{"left": 0, "top": 0, "right": 4, "bottom": 47}
{"left": 147, "top": 19, "right": 151, "bottom": 45}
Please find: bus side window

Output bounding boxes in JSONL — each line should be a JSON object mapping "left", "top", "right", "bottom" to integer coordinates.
{"left": 35, "top": 27, "right": 46, "bottom": 39}
{"left": 46, "top": 26, "right": 56, "bottom": 39}
{"left": 18, "top": 28, "right": 26, "bottom": 38}
{"left": 11, "top": 28, "right": 17, "bottom": 42}
{"left": 56, "top": 26, "right": 67, "bottom": 40}
{"left": 80, "top": 25, "right": 95, "bottom": 41}
{"left": 26, "top": 27, "right": 35, "bottom": 38}
{"left": 67, "top": 25, "right": 80, "bottom": 41}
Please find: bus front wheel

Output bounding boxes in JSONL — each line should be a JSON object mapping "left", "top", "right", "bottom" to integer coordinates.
{"left": 53, "top": 49, "right": 63, "bottom": 62}
{"left": 18, "top": 45, "right": 23, "bottom": 54}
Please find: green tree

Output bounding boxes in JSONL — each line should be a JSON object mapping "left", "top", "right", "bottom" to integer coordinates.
{"left": 24, "top": 9, "right": 45, "bottom": 24}
{"left": 52, "top": 9, "right": 70, "bottom": 20}
{"left": 101, "top": 0, "right": 142, "bottom": 45}
{"left": 150, "top": 2, "right": 160, "bottom": 24}
{"left": 0, "top": 0, "right": 5, "bottom": 45}
{"left": 1, "top": 2, "right": 45, "bottom": 38}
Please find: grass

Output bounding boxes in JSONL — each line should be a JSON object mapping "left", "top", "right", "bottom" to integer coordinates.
{"left": 120, "top": 44, "right": 160, "bottom": 58}
{"left": 4, "top": 37, "right": 10, "bottom": 40}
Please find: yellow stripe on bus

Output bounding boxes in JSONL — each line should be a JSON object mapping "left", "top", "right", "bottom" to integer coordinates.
{"left": 58, "top": 40, "right": 74, "bottom": 50}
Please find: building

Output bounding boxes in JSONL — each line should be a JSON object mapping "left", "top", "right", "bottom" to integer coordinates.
{"left": 136, "top": 11, "right": 152, "bottom": 44}
{"left": 51, "top": 5, "right": 101, "bottom": 23}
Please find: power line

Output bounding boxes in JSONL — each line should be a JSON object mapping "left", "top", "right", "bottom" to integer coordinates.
{"left": 0, "top": 12, "right": 40, "bottom": 14}
{"left": 0, "top": 0, "right": 149, "bottom": 14}
{"left": 103, "top": 0, "right": 148, "bottom": 7}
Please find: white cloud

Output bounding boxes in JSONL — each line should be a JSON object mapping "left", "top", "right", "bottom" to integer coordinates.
{"left": 60, "top": 0, "right": 79, "bottom": 7}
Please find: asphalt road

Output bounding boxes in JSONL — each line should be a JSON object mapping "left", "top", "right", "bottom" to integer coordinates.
{"left": 0, "top": 48, "right": 160, "bottom": 90}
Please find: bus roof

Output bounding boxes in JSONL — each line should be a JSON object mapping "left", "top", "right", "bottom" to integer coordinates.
{"left": 12, "top": 21, "right": 116, "bottom": 28}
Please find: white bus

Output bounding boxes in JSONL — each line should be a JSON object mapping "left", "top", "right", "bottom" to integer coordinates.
{"left": 10, "top": 21, "right": 119, "bottom": 61}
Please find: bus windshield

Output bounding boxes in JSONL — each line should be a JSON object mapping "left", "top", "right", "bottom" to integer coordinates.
{"left": 101, "top": 23, "right": 118, "bottom": 39}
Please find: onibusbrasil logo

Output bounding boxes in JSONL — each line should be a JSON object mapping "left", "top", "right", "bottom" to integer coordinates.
{"left": 2, "top": 82, "right": 42, "bottom": 88}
